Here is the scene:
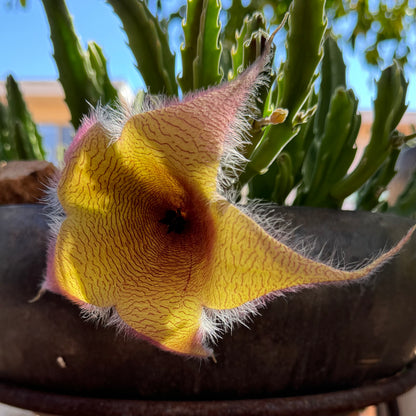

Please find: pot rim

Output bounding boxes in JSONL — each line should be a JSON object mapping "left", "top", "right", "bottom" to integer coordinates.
{"left": 1, "top": 360, "right": 416, "bottom": 416}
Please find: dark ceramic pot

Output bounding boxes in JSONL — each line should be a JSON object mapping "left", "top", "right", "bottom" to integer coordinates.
{"left": 0, "top": 204, "right": 415, "bottom": 413}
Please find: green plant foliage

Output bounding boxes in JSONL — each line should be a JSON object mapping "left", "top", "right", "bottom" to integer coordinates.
{"left": 221, "top": 0, "right": 414, "bottom": 68}
{"left": 250, "top": 152, "right": 294, "bottom": 204}
{"left": 266, "top": 34, "right": 347, "bottom": 205}
{"left": 295, "top": 87, "right": 360, "bottom": 208}
{"left": 229, "top": 13, "right": 274, "bottom": 163}
{"left": 244, "top": 26, "right": 412, "bottom": 213}
{"left": 276, "top": 0, "right": 326, "bottom": 121}
{"left": 331, "top": 61, "right": 408, "bottom": 201}
{"left": 241, "top": 0, "right": 326, "bottom": 185}
{"left": 289, "top": 34, "right": 360, "bottom": 208}
{"left": 282, "top": 92, "right": 318, "bottom": 183}
{"left": 220, "top": 0, "right": 290, "bottom": 71}
{"left": 340, "top": 0, "right": 414, "bottom": 67}
{"left": 313, "top": 34, "right": 346, "bottom": 137}
{"left": 108, "top": 0, "right": 177, "bottom": 96}
{"left": 87, "top": 42, "right": 119, "bottom": 104}
{"left": 16, "top": 0, "right": 415, "bottom": 69}
{"left": 41, "top": 0, "right": 118, "bottom": 129}
{"left": 229, "top": 12, "right": 267, "bottom": 80}
{"left": 178, "top": 0, "right": 223, "bottom": 93}
{"left": 0, "top": 76, "right": 45, "bottom": 161}
{"left": 0, "top": 103, "right": 8, "bottom": 160}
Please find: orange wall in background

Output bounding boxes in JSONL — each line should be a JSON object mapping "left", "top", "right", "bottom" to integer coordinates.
{"left": 24, "top": 95, "right": 71, "bottom": 125}
{"left": 0, "top": 81, "right": 70, "bottom": 126}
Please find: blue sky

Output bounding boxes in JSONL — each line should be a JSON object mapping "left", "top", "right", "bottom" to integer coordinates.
{"left": 0, "top": 0, "right": 415, "bottom": 111}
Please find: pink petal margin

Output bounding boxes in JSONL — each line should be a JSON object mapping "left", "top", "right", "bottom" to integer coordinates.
{"left": 64, "top": 115, "right": 97, "bottom": 164}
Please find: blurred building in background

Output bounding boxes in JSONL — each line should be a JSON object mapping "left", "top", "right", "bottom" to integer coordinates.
{"left": 0, "top": 80, "right": 133, "bottom": 166}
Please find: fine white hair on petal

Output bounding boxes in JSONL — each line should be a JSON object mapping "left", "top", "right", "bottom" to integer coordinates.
{"left": 80, "top": 303, "right": 132, "bottom": 338}
{"left": 92, "top": 101, "right": 135, "bottom": 145}
{"left": 92, "top": 94, "right": 172, "bottom": 144}
{"left": 217, "top": 67, "right": 272, "bottom": 196}
{"left": 79, "top": 303, "right": 115, "bottom": 325}
{"left": 200, "top": 300, "right": 264, "bottom": 346}
{"left": 41, "top": 170, "right": 65, "bottom": 243}
{"left": 92, "top": 102, "right": 126, "bottom": 144}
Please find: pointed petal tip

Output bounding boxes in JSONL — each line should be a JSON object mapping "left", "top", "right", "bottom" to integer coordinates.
{"left": 361, "top": 223, "right": 416, "bottom": 276}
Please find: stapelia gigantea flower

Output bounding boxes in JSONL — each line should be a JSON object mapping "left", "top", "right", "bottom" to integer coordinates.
{"left": 44, "top": 37, "right": 415, "bottom": 358}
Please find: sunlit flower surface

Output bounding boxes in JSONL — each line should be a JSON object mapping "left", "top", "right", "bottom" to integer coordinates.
{"left": 44, "top": 38, "right": 415, "bottom": 357}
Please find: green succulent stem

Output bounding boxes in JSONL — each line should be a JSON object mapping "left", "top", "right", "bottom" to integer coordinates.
{"left": 241, "top": 0, "right": 326, "bottom": 185}
{"left": 295, "top": 87, "right": 359, "bottom": 208}
{"left": 240, "top": 121, "right": 300, "bottom": 184}
{"left": 313, "top": 34, "right": 346, "bottom": 137}
{"left": 108, "top": 0, "right": 177, "bottom": 96}
{"left": 331, "top": 62, "right": 408, "bottom": 200}
{"left": 179, "top": 0, "right": 223, "bottom": 93}
{"left": 5, "top": 75, "right": 45, "bottom": 161}
{"left": 229, "top": 13, "right": 267, "bottom": 80}
{"left": 42, "top": 0, "right": 117, "bottom": 129}
{"left": 276, "top": 0, "right": 326, "bottom": 119}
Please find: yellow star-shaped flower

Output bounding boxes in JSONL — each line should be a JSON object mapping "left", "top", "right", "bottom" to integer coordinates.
{"left": 44, "top": 39, "right": 415, "bottom": 357}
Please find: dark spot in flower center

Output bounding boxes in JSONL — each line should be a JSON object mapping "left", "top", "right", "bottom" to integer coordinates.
{"left": 160, "top": 209, "right": 187, "bottom": 234}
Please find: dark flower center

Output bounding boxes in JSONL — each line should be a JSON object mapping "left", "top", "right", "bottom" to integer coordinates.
{"left": 160, "top": 209, "right": 187, "bottom": 234}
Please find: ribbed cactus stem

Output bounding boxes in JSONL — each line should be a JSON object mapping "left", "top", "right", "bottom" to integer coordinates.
{"left": 179, "top": 0, "right": 223, "bottom": 93}
{"left": 108, "top": 0, "right": 177, "bottom": 96}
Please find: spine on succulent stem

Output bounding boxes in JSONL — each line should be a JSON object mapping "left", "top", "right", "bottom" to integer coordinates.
{"left": 86, "top": 42, "right": 118, "bottom": 104}
{"left": 313, "top": 34, "right": 347, "bottom": 136}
